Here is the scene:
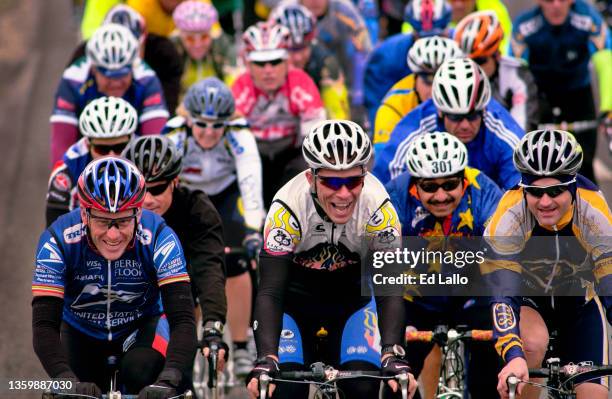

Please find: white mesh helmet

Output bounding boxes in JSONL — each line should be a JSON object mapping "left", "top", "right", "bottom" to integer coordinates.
{"left": 406, "top": 132, "right": 468, "bottom": 178}
{"left": 407, "top": 36, "right": 464, "bottom": 74}
{"left": 302, "top": 120, "right": 372, "bottom": 170}
{"left": 79, "top": 96, "right": 138, "bottom": 138}
{"left": 243, "top": 21, "right": 290, "bottom": 62}
{"left": 513, "top": 130, "right": 583, "bottom": 176}
{"left": 86, "top": 23, "right": 139, "bottom": 71}
{"left": 432, "top": 58, "right": 491, "bottom": 114}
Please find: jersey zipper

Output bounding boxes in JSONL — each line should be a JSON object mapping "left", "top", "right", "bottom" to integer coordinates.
{"left": 107, "top": 259, "right": 112, "bottom": 341}
{"left": 543, "top": 225, "right": 560, "bottom": 308}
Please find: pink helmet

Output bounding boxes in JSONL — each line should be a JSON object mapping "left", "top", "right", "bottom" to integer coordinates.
{"left": 172, "top": 0, "right": 219, "bottom": 32}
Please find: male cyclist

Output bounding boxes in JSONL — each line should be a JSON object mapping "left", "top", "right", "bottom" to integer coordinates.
{"left": 270, "top": 3, "right": 350, "bottom": 120}
{"left": 51, "top": 23, "right": 168, "bottom": 164}
{"left": 373, "top": 36, "right": 464, "bottom": 154}
{"left": 165, "top": 77, "right": 266, "bottom": 377}
{"left": 246, "top": 120, "right": 417, "bottom": 399}
{"left": 510, "top": 0, "right": 612, "bottom": 182}
{"left": 123, "top": 135, "right": 229, "bottom": 371}
{"left": 32, "top": 157, "right": 197, "bottom": 398}
{"left": 374, "top": 58, "right": 524, "bottom": 190}
{"left": 46, "top": 96, "right": 137, "bottom": 226}
{"left": 454, "top": 10, "right": 539, "bottom": 131}
{"left": 485, "top": 130, "right": 612, "bottom": 399}
{"left": 232, "top": 21, "right": 325, "bottom": 206}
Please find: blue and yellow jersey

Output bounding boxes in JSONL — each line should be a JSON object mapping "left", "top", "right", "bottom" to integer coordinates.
{"left": 482, "top": 175, "right": 612, "bottom": 362}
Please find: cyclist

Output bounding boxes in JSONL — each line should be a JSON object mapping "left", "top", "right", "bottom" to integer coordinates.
{"left": 71, "top": 4, "right": 183, "bottom": 116}
{"left": 454, "top": 10, "right": 539, "bottom": 131}
{"left": 270, "top": 3, "right": 350, "bottom": 120}
{"left": 32, "top": 157, "right": 197, "bottom": 398}
{"left": 485, "top": 130, "right": 611, "bottom": 399}
{"left": 246, "top": 119, "right": 417, "bottom": 399}
{"left": 46, "top": 96, "right": 137, "bottom": 227}
{"left": 171, "top": 1, "right": 238, "bottom": 102}
{"left": 232, "top": 21, "right": 325, "bottom": 206}
{"left": 364, "top": 0, "right": 452, "bottom": 125}
{"left": 164, "top": 77, "right": 266, "bottom": 377}
{"left": 386, "top": 131, "right": 505, "bottom": 399}
{"left": 50, "top": 23, "right": 168, "bottom": 165}
{"left": 373, "top": 58, "right": 524, "bottom": 190}
{"left": 373, "top": 36, "right": 464, "bottom": 154}
{"left": 510, "top": 0, "right": 612, "bottom": 183}
{"left": 123, "top": 135, "right": 229, "bottom": 371}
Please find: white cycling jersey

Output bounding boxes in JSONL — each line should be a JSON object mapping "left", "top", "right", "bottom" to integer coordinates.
{"left": 263, "top": 171, "right": 401, "bottom": 268}
{"left": 165, "top": 116, "right": 266, "bottom": 231}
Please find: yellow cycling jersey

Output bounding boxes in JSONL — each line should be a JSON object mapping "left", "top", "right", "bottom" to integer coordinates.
{"left": 373, "top": 74, "right": 420, "bottom": 146}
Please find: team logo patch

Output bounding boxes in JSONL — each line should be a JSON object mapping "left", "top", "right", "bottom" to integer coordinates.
{"left": 263, "top": 203, "right": 300, "bottom": 254}
{"left": 53, "top": 172, "right": 72, "bottom": 191}
{"left": 493, "top": 303, "right": 516, "bottom": 332}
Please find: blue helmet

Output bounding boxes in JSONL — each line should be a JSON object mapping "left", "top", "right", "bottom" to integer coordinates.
{"left": 78, "top": 157, "right": 146, "bottom": 213}
{"left": 404, "top": 0, "right": 451, "bottom": 37}
{"left": 183, "top": 77, "right": 235, "bottom": 120}
{"left": 104, "top": 4, "right": 146, "bottom": 43}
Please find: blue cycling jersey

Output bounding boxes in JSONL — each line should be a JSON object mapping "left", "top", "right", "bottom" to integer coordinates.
{"left": 373, "top": 99, "right": 524, "bottom": 190}
{"left": 33, "top": 209, "right": 190, "bottom": 340}
{"left": 510, "top": 0, "right": 612, "bottom": 93}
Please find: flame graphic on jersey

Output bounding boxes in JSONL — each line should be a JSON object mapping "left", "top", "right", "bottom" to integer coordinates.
{"left": 363, "top": 305, "right": 379, "bottom": 349}
{"left": 295, "top": 243, "right": 357, "bottom": 271}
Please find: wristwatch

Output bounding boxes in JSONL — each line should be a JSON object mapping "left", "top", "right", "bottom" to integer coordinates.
{"left": 381, "top": 344, "right": 406, "bottom": 358}
{"left": 203, "top": 320, "right": 224, "bottom": 334}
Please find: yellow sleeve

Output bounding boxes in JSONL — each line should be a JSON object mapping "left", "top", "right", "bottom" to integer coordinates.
{"left": 81, "top": 0, "right": 122, "bottom": 40}
{"left": 321, "top": 84, "right": 350, "bottom": 120}
{"left": 373, "top": 75, "right": 419, "bottom": 145}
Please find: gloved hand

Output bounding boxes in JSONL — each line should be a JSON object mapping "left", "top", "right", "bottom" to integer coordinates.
{"left": 242, "top": 228, "right": 263, "bottom": 261}
{"left": 381, "top": 355, "right": 411, "bottom": 378}
{"left": 138, "top": 368, "right": 182, "bottom": 399}
{"left": 74, "top": 381, "right": 103, "bottom": 397}
{"left": 246, "top": 356, "right": 280, "bottom": 385}
{"left": 200, "top": 322, "right": 229, "bottom": 361}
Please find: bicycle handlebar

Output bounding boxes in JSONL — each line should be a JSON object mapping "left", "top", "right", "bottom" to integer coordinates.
{"left": 405, "top": 329, "right": 493, "bottom": 343}
{"left": 537, "top": 120, "right": 598, "bottom": 133}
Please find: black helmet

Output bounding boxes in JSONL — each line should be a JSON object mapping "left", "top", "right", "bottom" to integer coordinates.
{"left": 122, "top": 136, "right": 182, "bottom": 183}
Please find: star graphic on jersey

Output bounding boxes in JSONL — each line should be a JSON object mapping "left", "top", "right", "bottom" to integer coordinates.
{"left": 457, "top": 209, "right": 474, "bottom": 231}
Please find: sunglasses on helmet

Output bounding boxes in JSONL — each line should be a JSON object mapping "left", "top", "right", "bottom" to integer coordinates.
{"left": 444, "top": 111, "right": 482, "bottom": 122}
{"left": 520, "top": 179, "right": 575, "bottom": 198}
{"left": 146, "top": 181, "right": 172, "bottom": 196}
{"left": 318, "top": 174, "right": 366, "bottom": 191}
{"left": 417, "top": 178, "right": 463, "bottom": 193}
{"left": 193, "top": 119, "right": 226, "bottom": 129}
{"left": 90, "top": 141, "right": 130, "bottom": 155}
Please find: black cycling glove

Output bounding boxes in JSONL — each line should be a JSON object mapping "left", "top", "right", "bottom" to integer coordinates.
{"left": 138, "top": 368, "right": 182, "bottom": 399}
{"left": 246, "top": 356, "right": 280, "bottom": 385}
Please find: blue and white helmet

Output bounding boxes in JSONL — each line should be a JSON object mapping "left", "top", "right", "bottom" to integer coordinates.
{"left": 183, "top": 77, "right": 235, "bottom": 120}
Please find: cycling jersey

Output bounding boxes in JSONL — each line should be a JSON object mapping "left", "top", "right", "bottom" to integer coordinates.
{"left": 164, "top": 117, "right": 266, "bottom": 231}
{"left": 373, "top": 98, "right": 524, "bottom": 189}
{"left": 32, "top": 209, "right": 190, "bottom": 340}
{"left": 483, "top": 176, "right": 612, "bottom": 363}
{"left": 46, "top": 138, "right": 92, "bottom": 227}
{"left": 373, "top": 74, "right": 421, "bottom": 151}
{"left": 254, "top": 171, "right": 404, "bottom": 357}
{"left": 50, "top": 58, "right": 169, "bottom": 164}
{"left": 510, "top": 0, "right": 612, "bottom": 112}
{"left": 231, "top": 68, "right": 325, "bottom": 153}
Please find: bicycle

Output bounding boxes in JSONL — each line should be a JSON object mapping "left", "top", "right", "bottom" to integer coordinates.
{"left": 506, "top": 357, "right": 612, "bottom": 399}
{"left": 405, "top": 325, "right": 493, "bottom": 399}
{"left": 256, "top": 361, "right": 411, "bottom": 399}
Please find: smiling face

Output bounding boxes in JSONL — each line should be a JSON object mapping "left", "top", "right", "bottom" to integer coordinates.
{"left": 180, "top": 31, "right": 213, "bottom": 60}
{"left": 82, "top": 208, "right": 139, "bottom": 260}
{"left": 415, "top": 177, "right": 464, "bottom": 218}
{"left": 190, "top": 117, "right": 226, "bottom": 149}
{"left": 524, "top": 177, "right": 573, "bottom": 226}
{"left": 306, "top": 167, "right": 365, "bottom": 224}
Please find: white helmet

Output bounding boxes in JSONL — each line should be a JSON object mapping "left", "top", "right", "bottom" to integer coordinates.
{"left": 302, "top": 120, "right": 372, "bottom": 170}
{"left": 405, "top": 132, "right": 468, "bottom": 178}
{"left": 79, "top": 96, "right": 138, "bottom": 138}
{"left": 513, "top": 130, "right": 583, "bottom": 176}
{"left": 407, "top": 36, "right": 464, "bottom": 74}
{"left": 86, "top": 23, "right": 139, "bottom": 73}
{"left": 243, "top": 21, "right": 290, "bottom": 62}
{"left": 432, "top": 58, "right": 491, "bottom": 114}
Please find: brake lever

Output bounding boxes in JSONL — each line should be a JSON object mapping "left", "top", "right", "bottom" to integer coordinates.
{"left": 259, "top": 373, "right": 271, "bottom": 399}
{"left": 397, "top": 372, "right": 409, "bottom": 399}
{"left": 507, "top": 374, "right": 519, "bottom": 399}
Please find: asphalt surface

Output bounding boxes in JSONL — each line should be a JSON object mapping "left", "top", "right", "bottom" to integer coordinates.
{"left": 0, "top": 1, "right": 609, "bottom": 399}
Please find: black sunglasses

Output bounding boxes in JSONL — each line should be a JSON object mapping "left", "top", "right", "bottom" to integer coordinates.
{"left": 318, "top": 174, "right": 365, "bottom": 191}
{"left": 87, "top": 209, "right": 137, "bottom": 231}
{"left": 520, "top": 180, "right": 574, "bottom": 198}
{"left": 90, "top": 141, "right": 130, "bottom": 155}
{"left": 472, "top": 57, "right": 489, "bottom": 65}
{"left": 147, "top": 181, "right": 172, "bottom": 196}
{"left": 444, "top": 111, "right": 482, "bottom": 122}
{"left": 194, "top": 120, "right": 226, "bottom": 129}
{"left": 417, "top": 178, "right": 462, "bottom": 193}
{"left": 252, "top": 59, "right": 284, "bottom": 67}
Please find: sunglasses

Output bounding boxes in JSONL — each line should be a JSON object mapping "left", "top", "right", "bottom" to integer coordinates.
{"left": 96, "top": 66, "right": 132, "bottom": 79}
{"left": 88, "top": 210, "right": 137, "bottom": 231}
{"left": 252, "top": 59, "right": 284, "bottom": 67}
{"left": 416, "top": 73, "right": 435, "bottom": 85}
{"left": 444, "top": 111, "right": 482, "bottom": 122}
{"left": 472, "top": 57, "right": 489, "bottom": 65}
{"left": 146, "top": 181, "right": 172, "bottom": 196}
{"left": 90, "top": 141, "right": 130, "bottom": 155}
{"left": 520, "top": 179, "right": 575, "bottom": 198}
{"left": 318, "top": 174, "right": 365, "bottom": 191}
{"left": 417, "top": 178, "right": 462, "bottom": 193}
{"left": 182, "top": 32, "right": 210, "bottom": 45}
{"left": 193, "top": 120, "right": 226, "bottom": 129}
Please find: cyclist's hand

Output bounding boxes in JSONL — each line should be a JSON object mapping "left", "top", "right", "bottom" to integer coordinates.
{"left": 243, "top": 229, "right": 263, "bottom": 263}
{"left": 497, "top": 357, "right": 528, "bottom": 399}
{"left": 74, "top": 381, "right": 102, "bottom": 397}
{"left": 381, "top": 354, "right": 417, "bottom": 397}
{"left": 200, "top": 322, "right": 229, "bottom": 372}
{"left": 138, "top": 368, "right": 182, "bottom": 399}
{"left": 246, "top": 356, "right": 279, "bottom": 398}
